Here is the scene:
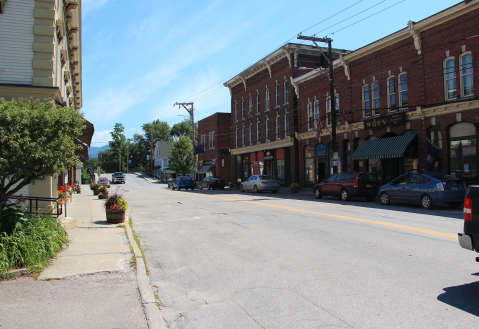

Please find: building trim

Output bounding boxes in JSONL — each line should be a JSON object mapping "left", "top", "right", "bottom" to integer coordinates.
{"left": 230, "top": 137, "right": 294, "bottom": 155}
{"left": 0, "top": 83, "right": 62, "bottom": 103}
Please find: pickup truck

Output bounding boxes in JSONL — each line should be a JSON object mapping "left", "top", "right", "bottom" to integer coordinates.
{"left": 112, "top": 172, "right": 125, "bottom": 184}
{"left": 458, "top": 185, "right": 479, "bottom": 262}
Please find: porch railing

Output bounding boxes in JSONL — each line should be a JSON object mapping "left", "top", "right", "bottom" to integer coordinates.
{"left": 7, "top": 195, "right": 63, "bottom": 217}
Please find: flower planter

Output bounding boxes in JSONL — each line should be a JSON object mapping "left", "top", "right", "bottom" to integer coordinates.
{"left": 93, "top": 189, "right": 99, "bottom": 195}
{"left": 98, "top": 192, "right": 109, "bottom": 199}
{"left": 291, "top": 187, "right": 300, "bottom": 193}
{"left": 106, "top": 209, "right": 125, "bottom": 223}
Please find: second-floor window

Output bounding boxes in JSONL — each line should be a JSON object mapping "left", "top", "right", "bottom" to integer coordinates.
{"left": 284, "top": 80, "right": 289, "bottom": 103}
{"left": 257, "top": 120, "right": 261, "bottom": 142}
{"left": 235, "top": 128, "right": 238, "bottom": 147}
{"left": 276, "top": 115, "right": 281, "bottom": 139}
{"left": 284, "top": 113, "right": 289, "bottom": 137}
{"left": 249, "top": 97, "right": 253, "bottom": 115}
{"left": 276, "top": 84, "right": 280, "bottom": 106}
{"left": 235, "top": 103, "right": 238, "bottom": 121}
{"left": 209, "top": 131, "right": 215, "bottom": 148}
{"left": 242, "top": 100, "right": 245, "bottom": 119}
{"left": 266, "top": 89, "right": 270, "bottom": 110}
{"left": 249, "top": 123, "right": 253, "bottom": 144}
{"left": 256, "top": 93, "right": 260, "bottom": 113}
{"left": 387, "top": 77, "right": 397, "bottom": 111}
{"left": 363, "top": 85, "right": 371, "bottom": 117}
{"left": 266, "top": 118, "right": 270, "bottom": 141}
{"left": 460, "top": 53, "right": 473, "bottom": 98}
{"left": 444, "top": 57, "right": 457, "bottom": 101}
{"left": 307, "top": 103, "right": 314, "bottom": 130}
{"left": 372, "top": 81, "right": 380, "bottom": 116}
{"left": 314, "top": 100, "right": 320, "bottom": 121}
{"left": 326, "top": 95, "right": 340, "bottom": 126}
{"left": 398, "top": 73, "right": 408, "bottom": 109}
{"left": 242, "top": 126, "right": 245, "bottom": 145}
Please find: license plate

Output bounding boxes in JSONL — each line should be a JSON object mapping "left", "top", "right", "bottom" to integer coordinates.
{"left": 451, "top": 187, "right": 458, "bottom": 191}
{"left": 366, "top": 184, "right": 372, "bottom": 187}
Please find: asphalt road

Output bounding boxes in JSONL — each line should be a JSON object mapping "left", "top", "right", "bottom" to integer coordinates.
{"left": 117, "top": 173, "right": 479, "bottom": 329}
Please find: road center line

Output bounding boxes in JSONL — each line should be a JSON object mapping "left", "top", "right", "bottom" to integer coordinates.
{"left": 156, "top": 189, "right": 457, "bottom": 239}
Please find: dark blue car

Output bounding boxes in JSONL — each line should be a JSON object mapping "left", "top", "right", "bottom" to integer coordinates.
{"left": 378, "top": 173, "right": 465, "bottom": 209}
{"left": 172, "top": 176, "right": 195, "bottom": 191}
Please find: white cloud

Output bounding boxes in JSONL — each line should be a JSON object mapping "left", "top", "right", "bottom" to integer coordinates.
{"left": 91, "top": 129, "right": 112, "bottom": 147}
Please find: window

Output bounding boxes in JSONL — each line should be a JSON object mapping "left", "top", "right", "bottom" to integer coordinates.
{"left": 460, "top": 53, "right": 474, "bottom": 98}
{"left": 266, "top": 118, "right": 270, "bottom": 141}
{"left": 257, "top": 120, "right": 261, "bottom": 142}
{"left": 307, "top": 103, "right": 314, "bottom": 130}
{"left": 235, "top": 103, "right": 238, "bottom": 121}
{"left": 242, "top": 126, "right": 245, "bottom": 145}
{"left": 372, "top": 82, "right": 380, "bottom": 116}
{"left": 387, "top": 77, "right": 397, "bottom": 111}
{"left": 256, "top": 93, "right": 260, "bottom": 113}
{"left": 284, "top": 81, "right": 289, "bottom": 103}
{"left": 450, "top": 122, "right": 477, "bottom": 182}
{"left": 305, "top": 145, "right": 314, "bottom": 184}
{"left": 285, "top": 113, "right": 289, "bottom": 137}
{"left": 276, "top": 84, "right": 280, "bottom": 106}
{"left": 249, "top": 123, "right": 253, "bottom": 144}
{"left": 276, "top": 115, "right": 281, "bottom": 139}
{"left": 209, "top": 131, "right": 215, "bottom": 148}
{"left": 242, "top": 100, "right": 245, "bottom": 119}
{"left": 398, "top": 73, "right": 408, "bottom": 109}
{"left": 362, "top": 85, "right": 371, "bottom": 118}
{"left": 235, "top": 128, "right": 238, "bottom": 146}
{"left": 326, "top": 95, "right": 340, "bottom": 126}
{"left": 249, "top": 97, "right": 253, "bottom": 114}
{"left": 444, "top": 58, "right": 457, "bottom": 100}
{"left": 314, "top": 100, "right": 320, "bottom": 122}
{"left": 266, "top": 89, "right": 270, "bottom": 110}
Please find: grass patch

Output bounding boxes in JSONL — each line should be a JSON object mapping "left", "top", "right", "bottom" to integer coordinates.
{"left": 0, "top": 208, "right": 69, "bottom": 275}
{"left": 128, "top": 217, "right": 149, "bottom": 275}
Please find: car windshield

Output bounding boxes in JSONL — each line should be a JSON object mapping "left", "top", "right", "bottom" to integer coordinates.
{"left": 259, "top": 175, "right": 272, "bottom": 180}
{"left": 114, "top": 173, "right": 123, "bottom": 176}
{"left": 100, "top": 178, "right": 108, "bottom": 182}
{"left": 359, "top": 174, "right": 379, "bottom": 182}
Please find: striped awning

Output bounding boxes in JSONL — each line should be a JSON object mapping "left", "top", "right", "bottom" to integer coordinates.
{"left": 349, "top": 134, "right": 417, "bottom": 161}
{"left": 198, "top": 165, "right": 212, "bottom": 173}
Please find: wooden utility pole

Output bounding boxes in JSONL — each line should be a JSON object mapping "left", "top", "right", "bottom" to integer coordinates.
{"left": 174, "top": 102, "right": 195, "bottom": 181}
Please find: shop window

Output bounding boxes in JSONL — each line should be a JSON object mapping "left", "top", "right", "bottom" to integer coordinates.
{"left": 276, "top": 84, "right": 280, "bottom": 106}
{"left": 257, "top": 93, "right": 260, "bottom": 114}
{"left": 305, "top": 145, "right": 314, "bottom": 184}
{"left": 284, "top": 80, "right": 289, "bottom": 104}
{"left": 427, "top": 126, "right": 443, "bottom": 172}
{"left": 307, "top": 102, "right": 314, "bottom": 130}
{"left": 401, "top": 130, "right": 418, "bottom": 173}
{"left": 460, "top": 53, "right": 474, "bottom": 98}
{"left": 449, "top": 122, "right": 477, "bottom": 182}
{"left": 398, "top": 73, "right": 408, "bottom": 109}
{"left": 363, "top": 85, "right": 371, "bottom": 118}
{"left": 387, "top": 77, "right": 397, "bottom": 112}
{"left": 372, "top": 81, "right": 380, "bottom": 116}
{"left": 444, "top": 57, "right": 457, "bottom": 101}
{"left": 284, "top": 113, "right": 289, "bottom": 137}
{"left": 343, "top": 140, "right": 352, "bottom": 172}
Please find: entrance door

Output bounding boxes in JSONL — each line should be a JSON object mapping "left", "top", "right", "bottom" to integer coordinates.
{"left": 382, "top": 158, "right": 401, "bottom": 184}
{"left": 317, "top": 162, "right": 326, "bottom": 183}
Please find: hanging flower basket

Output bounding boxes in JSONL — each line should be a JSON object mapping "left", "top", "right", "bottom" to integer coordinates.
{"left": 106, "top": 209, "right": 125, "bottom": 223}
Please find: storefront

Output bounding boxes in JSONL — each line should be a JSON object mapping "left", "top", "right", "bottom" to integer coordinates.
{"left": 449, "top": 122, "right": 478, "bottom": 185}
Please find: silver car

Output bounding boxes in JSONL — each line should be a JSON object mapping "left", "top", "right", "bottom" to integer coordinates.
{"left": 240, "top": 175, "right": 280, "bottom": 193}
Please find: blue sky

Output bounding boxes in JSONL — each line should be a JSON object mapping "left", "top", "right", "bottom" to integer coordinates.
{"left": 82, "top": 0, "right": 456, "bottom": 146}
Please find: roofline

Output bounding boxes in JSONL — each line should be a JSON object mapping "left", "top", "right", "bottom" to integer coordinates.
{"left": 198, "top": 112, "right": 231, "bottom": 123}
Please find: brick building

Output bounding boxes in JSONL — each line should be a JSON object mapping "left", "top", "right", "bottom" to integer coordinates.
{"left": 197, "top": 112, "right": 232, "bottom": 183}
{"left": 294, "top": 0, "right": 479, "bottom": 187}
{"left": 224, "top": 43, "right": 348, "bottom": 187}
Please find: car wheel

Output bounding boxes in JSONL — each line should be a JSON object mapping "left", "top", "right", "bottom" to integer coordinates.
{"left": 178, "top": 186, "right": 181, "bottom": 191}
{"left": 380, "top": 192, "right": 390, "bottom": 205}
{"left": 254, "top": 185, "right": 259, "bottom": 193}
{"left": 208, "top": 185, "right": 211, "bottom": 190}
{"left": 366, "top": 196, "right": 375, "bottom": 202}
{"left": 272, "top": 190, "right": 278, "bottom": 194}
{"left": 240, "top": 185, "right": 245, "bottom": 192}
{"left": 221, "top": 187, "right": 225, "bottom": 190}
{"left": 185, "top": 187, "right": 189, "bottom": 190}
{"left": 449, "top": 202, "right": 461, "bottom": 209}
{"left": 341, "top": 189, "right": 350, "bottom": 201}
{"left": 314, "top": 188, "right": 322, "bottom": 199}
{"left": 421, "top": 194, "right": 433, "bottom": 209}
{"left": 199, "top": 185, "right": 203, "bottom": 190}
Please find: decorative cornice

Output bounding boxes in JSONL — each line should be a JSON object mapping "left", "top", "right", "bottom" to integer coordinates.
{"left": 290, "top": 76, "right": 299, "bottom": 98}
{"left": 407, "top": 99, "right": 479, "bottom": 121}
{"left": 339, "top": 54, "right": 350, "bottom": 81}
{"left": 230, "top": 137, "right": 294, "bottom": 155}
{"left": 297, "top": 122, "right": 364, "bottom": 140}
{"left": 408, "top": 20, "right": 422, "bottom": 55}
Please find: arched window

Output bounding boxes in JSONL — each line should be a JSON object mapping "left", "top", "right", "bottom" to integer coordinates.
{"left": 265, "top": 88, "right": 270, "bottom": 110}
{"left": 256, "top": 93, "right": 261, "bottom": 113}
{"left": 387, "top": 77, "right": 397, "bottom": 112}
{"left": 284, "top": 113, "right": 290, "bottom": 138}
{"left": 460, "top": 53, "right": 473, "bottom": 98}
{"left": 249, "top": 97, "right": 253, "bottom": 115}
{"left": 398, "top": 73, "right": 408, "bottom": 109}
{"left": 242, "top": 99, "right": 245, "bottom": 119}
{"left": 249, "top": 123, "right": 253, "bottom": 144}
{"left": 372, "top": 81, "right": 380, "bottom": 116}
{"left": 276, "top": 115, "right": 281, "bottom": 139}
{"left": 276, "top": 84, "right": 280, "bottom": 106}
{"left": 235, "top": 102, "right": 238, "bottom": 121}
{"left": 428, "top": 126, "right": 442, "bottom": 172}
{"left": 444, "top": 57, "right": 457, "bottom": 101}
{"left": 450, "top": 122, "right": 477, "bottom": 182}
{"left": 362, "top": 85, "right": 370, "bottom": 118}
{"left": 305, "top": 145, "right": 315, "bottom": 184}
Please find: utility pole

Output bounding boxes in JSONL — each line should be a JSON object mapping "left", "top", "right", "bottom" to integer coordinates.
{"left": 174, "top": 102, "right": 195, "bottom": 181}
{"left": 297, "top": 35, "right": 338, "bottom": 174}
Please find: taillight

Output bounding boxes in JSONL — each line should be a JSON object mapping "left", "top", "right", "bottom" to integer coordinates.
{"left": 436, "top": 182, "right": 445, "bottom": 192}
{"left": 261, "top": 181, "right": 267, "bottom": 184}
{"left": 277, "top": 182, "right": 280, "bottom": 185}
{"left": 354, "top": 176, "right": 359, "bottom": 187}
{"left": 464, "top": 197, "right": 473, "bottom": 222}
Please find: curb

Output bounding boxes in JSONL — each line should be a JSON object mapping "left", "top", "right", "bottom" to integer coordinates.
{"left": 0, "top": 266, "right": 41, "bottom": 281}
{"left": 125, "top": 221, "right": 168, "bottom": 329}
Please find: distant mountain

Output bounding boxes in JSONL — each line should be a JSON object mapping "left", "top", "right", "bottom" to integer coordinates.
{"left": 89, "top": 145, "right": 110, "bottom": 158}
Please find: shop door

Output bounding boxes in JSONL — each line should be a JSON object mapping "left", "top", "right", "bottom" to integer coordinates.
{"left": 317, "top": 162, "right": 326, "bottom": 183}
{"left": 382, "top": 158, "right": 401, "bottom": 184}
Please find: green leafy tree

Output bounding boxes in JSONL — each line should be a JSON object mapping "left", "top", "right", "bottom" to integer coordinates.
{"left": 170, "top": 119, "right": 198, "bottom": 142}
{"left": 0, "top": 98, "right": 85, "bottom": 215}
{"left": 143, "top": 120, "right": 171, "bottom": 142}
{"left": 170, "top": 136, "right": 194, "bottom": 175}
{"left": 108, "top": 123, "right": 127, "bottom": 172}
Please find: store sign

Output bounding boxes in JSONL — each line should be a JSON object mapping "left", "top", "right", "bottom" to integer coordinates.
{"left": 203, "top": 159, "right": 212, "bottom": 165}
{"left": 195, "top": 146, "right": 205, "bottom": 153}
{"left": 264, "top": 150, "right": 274, "bottom": 161}
{"left": 364, "top": 112, "right": 405, "bottom": 129}
{"left": 316, "top": 144, "right": 327, "bottom": 156}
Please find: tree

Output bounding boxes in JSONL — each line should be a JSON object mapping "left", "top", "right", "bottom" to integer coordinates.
{"left": 170, "top": 136, "right": 194, "bottom": 175}
{"left": 108, "top": 123, "right": 126, "bottom": 172}
{"left": 170, "top": 119, "right": 198, "bottom": 142}
{"left": 142, "top": 120, "right": 171, "bottom": 142}
{"left": 0, "top": 98, "right": 85, "bottom": 214}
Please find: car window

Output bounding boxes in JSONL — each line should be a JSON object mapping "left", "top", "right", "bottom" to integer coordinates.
{"left": 394, "top": 175, "right": 409, "bottom": 185}
{"left": 335, "top": 174, "right": 346, "bottom": 182}
{"left": 325, "top": 175, "right": 337, "bottom": 183}
{"left": 409, "top": 175, "right": 424, "bottom": 184}
{"left": 359, "top": 174, "right": 379, "bottom": 182}
{"left": 345, "top": 174, "right": 357, "bottom": 181}
{"left": 259, "top": 175, "right": 272, "bottom": 180}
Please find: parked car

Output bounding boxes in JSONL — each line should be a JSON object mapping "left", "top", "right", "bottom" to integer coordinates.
{"left": 112, "top": 172, "right": 125, "bottom": 184}
{"left": 378, "top": 172, "right": 465, "bottom": 209}
{"left": 172, "top": 176, "right": 195, "bottom": 190}
{"left": 314, "top": 173, "right": 380, "bottom": 201}
{"left": 167, "top": 178, "right": 176, "bottom": 188}
{"left": 458, "top": 185, "right": 479, "bottom": 258}
{"left": 240, "top": 175, "right": 280, "bottom": 193}
{"left": 198, "top": 177, "right": 225, "bottom": 190}
{"left": 98, "top": 177, "right": 110, "bottom": 188}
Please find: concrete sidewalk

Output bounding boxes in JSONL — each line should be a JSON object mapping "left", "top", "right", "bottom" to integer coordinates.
{"left": 0, "top": 185, "right": 151, "bottom": 328}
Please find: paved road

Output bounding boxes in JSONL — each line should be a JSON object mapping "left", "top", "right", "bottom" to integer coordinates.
{"left": 119, "top": 173, "right": 479, "bottom": 328}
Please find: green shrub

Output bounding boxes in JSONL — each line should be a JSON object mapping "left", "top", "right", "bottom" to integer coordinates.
{"left": 0, "top": 204, "right": 68, "bottom": 273}
{"left": 290, "top": 183, "right": 300, "bottom": 189}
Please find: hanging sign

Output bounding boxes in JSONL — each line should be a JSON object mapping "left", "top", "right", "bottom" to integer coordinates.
{"left": 264, "top": 150, "right": 274, "bottom": 161}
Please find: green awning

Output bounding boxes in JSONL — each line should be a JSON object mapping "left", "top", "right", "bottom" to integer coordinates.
{"left": 349, "top": 134, "right": 417, "bottom": 161}
{"left": 198, "top": 165, "right": 212, "bottom": 173}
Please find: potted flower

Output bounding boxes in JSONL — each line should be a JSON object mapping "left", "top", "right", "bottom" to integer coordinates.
{"left": 104, "top": 188, "right": 128, "bottom": 223}
{"left": 92, "top": 183, "right": 101, "bottom": 195}
{"left": 290, "top": 183, "right": 300, "bottom": 193}
{"left": 98, "top": 185, "right": 108, "bottom": 199}
{"left": 57, "top": 186, "right": 69, "bottom": 205}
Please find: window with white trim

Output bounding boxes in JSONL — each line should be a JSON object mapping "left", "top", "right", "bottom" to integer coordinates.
{"left": 276, "top": 84, "right": 280, "bottom": 106}
{"left": 242, "top": 126, "right": 245, "bottom": 145}
{"left": 209, "top": 131, "right": 215, "bottom": 149}
{"left": 372, "top": 81, "right": 380, "bottom": 116}
{"left": 257, "top": 120, "right": 261, "bottom": 142}
{"left": 249, "top": 97, "right": 253, "bottom": 115}
{"left": 398, "top": 73, "right": 408, "bottom": 109}
{"left": 256, "top": 93, "right": 260, "bottom": 113}
{"left": 326, "top": 95, "right": 340, "bottom": 126}
{"left": 235, "top": 128, "right": 238, "bottom": 147}
{"left": 307, "top": 102, "right": 313, "bottom": 130}
{"left": 266, "top": 118, "right": 270, "bottom": 141}
{"left": 362, "top": 85, "right": 371, "bottom": 118}
{"left": 460, "top": 53, "right": 473, "bottom": 98}
{"left": 284, "top": 80, "right": 289, "bottom": 104}
{"left": 235, "top": 103, "right": 238, "bottom": 121}
{"left": 266, "top": 88, "right": 270, "bottom": 111}
{"left": 284, "top": 113, "right": 289, "bottom": 137}
{"left": 249, "top": 123, "right": 253, "bottom": 144}
{"left": 241, "top": 100, "right": 245, "bottom": 119}
{"left": 276, "top": 115, "right": 281, "bottom": 139}
{"left": 444, "top": 57, "right": 457, "bottom": 101}
{"left": 314, "top": 100, "right": 320, "bottom": 122}
{"left": 387, "top": 77, "right": 397, "bottom": 112}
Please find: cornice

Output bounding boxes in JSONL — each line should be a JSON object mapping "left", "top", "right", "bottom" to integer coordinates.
{"left": 297, "top": 122, "right": 365, "bottom": 140}
{"left": 230, "top": 137, "right": 294, "bottom": 155}
{"left": 408, "top": 99, "right": 479, "bottom": 121}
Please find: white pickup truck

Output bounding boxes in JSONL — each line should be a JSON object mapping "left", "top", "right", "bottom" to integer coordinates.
{"left": 112, "top": 172, "right": 125, "bottom": 184}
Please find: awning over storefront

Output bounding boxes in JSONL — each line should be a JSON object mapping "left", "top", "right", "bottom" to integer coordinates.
{"left": 164, "top": 170, "right": 176, "bottom": 174}
{"left": 197, "top": 165, "right": 212, "bottom": 173}
{"left": 78, "top": 119, "right": 95, "bottom": 147}
{"left": 349, "top": 134, "right": 417, "bottom": 161}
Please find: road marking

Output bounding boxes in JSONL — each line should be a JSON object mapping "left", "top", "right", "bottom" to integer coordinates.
{"left": 151, "top": 189, "right": 457, "bottom": 240}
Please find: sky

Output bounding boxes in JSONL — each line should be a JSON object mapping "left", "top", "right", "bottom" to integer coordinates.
{"left": 82, "top": 0, "right": 457, "bottom": 147}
